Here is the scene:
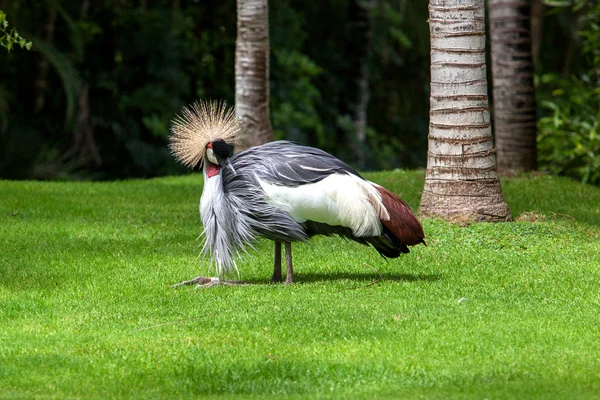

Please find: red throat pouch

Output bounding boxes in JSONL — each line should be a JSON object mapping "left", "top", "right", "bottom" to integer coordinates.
{"left": 206, "top": 163, "right": 221, "bottom": 178}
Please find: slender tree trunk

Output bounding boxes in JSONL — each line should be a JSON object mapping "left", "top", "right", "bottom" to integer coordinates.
{"left": 235, "top": 0, "right": 274, "bottom": 151}
{"left": 420, "top": 0, "right": 510, "bottom": 222}
{"left": 33, "top": 9, "right": 56, "bottom": 113}
{"left": 63, "top": 82, "right": 102, "bottom": 166}
{"left": 489, "top": 0, "right": 537, "bottom": 172}
{"left": 172, "top": 0, "right": 181, "bottom": 21}
{"left": 347, "top": 0, "right": 375, "bottom": 170}
{"left": 561, "top": 8, "right": 585, "bottom": 78}
{"left": 80, "top": 0, "right": 91, "bottom": 19}
{"left": 353, "top": 61, "right": 369, "bottom": 168}
{"left": 63, "top": 2, "right": 100, "bottom": 167}
{"left": 530, "top": 0, "right": 545, "bottom": 68}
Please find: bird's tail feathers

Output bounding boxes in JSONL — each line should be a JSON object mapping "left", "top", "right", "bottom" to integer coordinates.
{"left": 371, "top": 183, "right": 425, "bottom": 248}
{"left": 364, "top": 233, "right": 406, "bottom": 258}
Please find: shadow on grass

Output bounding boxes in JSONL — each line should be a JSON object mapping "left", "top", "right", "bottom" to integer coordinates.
{"left": 236, "top": 272, "right": 442, "bottom": 285}
{"left": 295, "top": 271, "right": 442, "bottom": 284}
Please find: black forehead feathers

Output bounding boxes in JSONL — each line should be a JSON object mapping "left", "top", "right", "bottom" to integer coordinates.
{"left": 211, "top": 139, "right": 231, "bottom": 158}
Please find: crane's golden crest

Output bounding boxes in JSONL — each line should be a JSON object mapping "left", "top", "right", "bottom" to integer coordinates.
{"left": 169, "top": 100, "right": 240, "bottom": 169}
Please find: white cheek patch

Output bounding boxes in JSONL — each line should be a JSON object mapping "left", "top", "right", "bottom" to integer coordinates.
{"left": 206, "top": 147, "right": 218, "bottom": 164}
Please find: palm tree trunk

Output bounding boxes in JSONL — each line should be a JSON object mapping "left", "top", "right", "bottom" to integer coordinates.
{"left": 235, "top": 0, "right": 274, "bottom": 151}
{"left": 489, "top": 0, "right": 537, "bottom": 172}
{"left": 419, "top": 0, "right": 511, "bottom": 222}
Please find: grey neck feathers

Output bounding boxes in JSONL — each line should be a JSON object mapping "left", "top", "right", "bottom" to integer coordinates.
{"left": 200, "top": 167, "right": 254, "bottom": 277}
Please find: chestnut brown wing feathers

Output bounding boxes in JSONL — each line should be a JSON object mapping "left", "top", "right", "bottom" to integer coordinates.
{"left": 375, "top": 185, "right": 426, "bottom": 248}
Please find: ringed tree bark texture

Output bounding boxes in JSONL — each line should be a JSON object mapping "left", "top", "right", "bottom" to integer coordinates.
{"left": 235, "top": 0, "right": 274, "bottom": 151}
{"left": 489, "top": 0, "right": 537, "bottom": 172}
{"left": 419, "top": 0, "right": 511, "bottom": 222}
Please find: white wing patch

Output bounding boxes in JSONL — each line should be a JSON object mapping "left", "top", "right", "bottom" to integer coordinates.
{"left": 256, "top": 172, "right": 386, "bottom": 237}
{"left": 364, "top": 180, "right": 391, "bottom": 221}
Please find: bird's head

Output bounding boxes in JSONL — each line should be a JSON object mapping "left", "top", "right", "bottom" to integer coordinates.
{"left": 205, "top": 139, "right": 234, "bottom": 178}
{"left": 169, "top": 100, "right": 240, "bottom": 172}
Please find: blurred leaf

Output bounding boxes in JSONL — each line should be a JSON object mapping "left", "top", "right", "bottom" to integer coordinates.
{"left": 543, "top": 0, "right": 571, "bottom": 7}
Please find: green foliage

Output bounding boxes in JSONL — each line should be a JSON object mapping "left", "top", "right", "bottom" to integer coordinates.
{"left": 579, "top": 2, "right": 600, "bottom": 71}
{"left": 537, "top": 1, "right": 600, "bottom": 185}
{"left": 271, "top": 49, "right": 324, "bottom": 143}
{"left": 0, "top": 0, "right": 594, "bottom": 180}
{"left": 0, "top": 1, "right": 237, "bottom": 179}
{"left": 537, "top": 75, "right": 600, "bottom": 184}
{"left": 268, "top": 0, "right": 428, "bottom": 169}
{"left": 1, "top": 173, "right": 600, "bottom": 397}
{"left": 0, "top": 10, "right": 32, "bottom": 52}
{"left": 368, "top": 1, "right": 429, "bottom": 168}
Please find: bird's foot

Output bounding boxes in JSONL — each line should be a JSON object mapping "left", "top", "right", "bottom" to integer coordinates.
{"left": 171, "top": 276, "right": 245, "bottom": 289}
{"left": 171, "top": 276, "right": 212, "bottom": 287}
{"left": 270, "top": 274, "right": 294, "bottom": 284}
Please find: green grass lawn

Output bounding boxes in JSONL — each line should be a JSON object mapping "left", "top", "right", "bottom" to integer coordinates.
{"left": 1, "top": 171, "right": 600, "bottom": 399}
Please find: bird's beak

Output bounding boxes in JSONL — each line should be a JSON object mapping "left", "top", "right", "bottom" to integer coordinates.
{"left": 218, "top": 158, "right": 236, "bottom": 176}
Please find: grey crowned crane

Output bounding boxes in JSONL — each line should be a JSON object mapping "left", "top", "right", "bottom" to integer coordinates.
{"left": 170, "top": 101, "right": 425, "bottom": 287}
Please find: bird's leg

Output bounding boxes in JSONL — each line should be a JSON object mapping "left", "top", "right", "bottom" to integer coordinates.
{"left": 271, "top": 241, "right": 283, "bottom": 283}
{"left": 284, "top": 242, "right": 294, "bottom": 284}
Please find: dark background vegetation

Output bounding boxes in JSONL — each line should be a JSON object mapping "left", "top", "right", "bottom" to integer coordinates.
{"left": 0, "top": 0, "right": 597, "bottom": 181}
